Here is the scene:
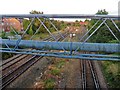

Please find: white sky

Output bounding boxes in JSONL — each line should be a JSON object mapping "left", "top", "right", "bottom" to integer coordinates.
{"left": 0, "top": 0, "right": 119, "bottom": 21}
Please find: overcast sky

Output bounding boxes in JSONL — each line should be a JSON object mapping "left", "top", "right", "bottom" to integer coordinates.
{"left": 0, "top": 0, "right": 119, "bottom": 14}
{"left": 0, "top": 0, "right": 119, "bottom": 21}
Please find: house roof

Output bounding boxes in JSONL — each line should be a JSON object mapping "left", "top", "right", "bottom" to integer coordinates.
{"left": 2, "top": 18, "right": 22, "bottom": 31}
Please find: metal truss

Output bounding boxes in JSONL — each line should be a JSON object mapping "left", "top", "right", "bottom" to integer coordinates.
{"left": 0, "top": 14, "right": 120, "bottom": 61}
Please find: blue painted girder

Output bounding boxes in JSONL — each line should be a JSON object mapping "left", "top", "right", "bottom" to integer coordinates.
{"left": 0, "top": 39, "right": 120, "bottom": 53}
{"left": 0, "top": 50, "right": 119, "bottom": 61}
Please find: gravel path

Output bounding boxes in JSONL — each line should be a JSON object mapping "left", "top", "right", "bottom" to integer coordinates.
{"left": 58, "top": 59, "right": 82, "bottom": 88}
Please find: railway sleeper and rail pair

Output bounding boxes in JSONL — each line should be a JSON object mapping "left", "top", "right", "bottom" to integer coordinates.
{"left": 81, "top": 53, "right": 100, "bottom": 90}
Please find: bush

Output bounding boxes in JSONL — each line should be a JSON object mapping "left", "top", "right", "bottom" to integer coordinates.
{"left": 101, "top": 61, "right": 120, "bottom": 88}
{"left": 2, "top": 52, "right": 14, "bottom": 60}
{"left": 44, "top": 78, "right": 55, "bottom": 88}
{"left": 51, "top": 68, "right": 60, "bottom": 76}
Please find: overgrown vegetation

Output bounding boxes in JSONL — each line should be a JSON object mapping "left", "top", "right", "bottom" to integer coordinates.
{"left": 0, "top": 31, "right": 8, "bottom": 39}
{"left": 34, "top": 58, "right": 66, "bottom": 88}
{"left": 2, "top": 52, "right": 14, "bottom": 60}
{"left": 101, "top": 61, "right": 120, "bottom": 88}
{"left": 44, "top": 78, "right": 55, "bottom": 88}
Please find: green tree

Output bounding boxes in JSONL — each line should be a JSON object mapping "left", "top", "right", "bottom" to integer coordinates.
{"left": 0, "top": 31, "right": 7, "bottom": 39}
{"left": 23, "top": 19, "right": 30, "bottom": 32}
{"left": 23, "top": 10, "right": 65, "bottom": 36}
{"left": 88, "top": 9, "right": 120, "bottom": 43}
{"left": 29, "top": 10, "right": 48, "bottom": 33}
{"left": 28, "top": 25, "right": 33, "bottom": 35}
{"left": 30, "top": 10, "right": 43, "bottom": 14}
{"left": 96, "top": 9, "right": 108, "bottom": 15}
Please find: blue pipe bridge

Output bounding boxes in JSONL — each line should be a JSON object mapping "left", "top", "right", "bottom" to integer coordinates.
{"left": 0, "top": 14, "right": 120, "bottom": 61}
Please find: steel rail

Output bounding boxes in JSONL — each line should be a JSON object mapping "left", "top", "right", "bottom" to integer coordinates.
{"left": 81, "top": 60, "right": 87, "bottom": 90}
{"left": 88, "top": 60, "right": 100, "bottom": 90}
{"left": 81, "top": 52, "right": 100, "bottom": 90}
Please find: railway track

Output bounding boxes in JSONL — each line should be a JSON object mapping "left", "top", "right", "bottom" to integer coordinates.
{"left": 58, "top": 27, "right": 101, "bottom": 89}
{"left": 79, "top": 26, "right": 100, "bottom": 90}
{"left": 88, "top": 60, "right": 100, "bottom": 89}
{"left": 81, "top": 52, "right": 100, "bottom": 90}
{"left": 1, "top": 32, "right": 68, "bottom": 89}
{"left": 56, "top": 26, "right": 105, "bottom": 89}
{"left": 2, "top": 56, "right": 42, "bottom": 89}
{"left": 81, "top": 60, "right": 87, "bottom": 89}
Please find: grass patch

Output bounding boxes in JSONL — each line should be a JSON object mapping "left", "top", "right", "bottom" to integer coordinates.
{"left": 110, "top": 53, "right": 120, "bottom": 56}
{"left": 50, "top": 68, "right": 60, "bottom": 76}
{"left": 101, "top": 61, "right": 120, "bottom": 88}
{"left": 42, "top": 59, "right": 66, "bottom": 88}
{"left": 44, "top": 78, "right": 55, "bottom": 88}
{"left": 56, "top": 60, "right": 65, "bottom": 68}
{"left": 2, "top": 52, "right": 14, "bottom": 60}
{"left": 24, "top": 33, "right": 49, "bottom": 40}
{"left": 23, "top": 30, "right": 64, "bottom": 40}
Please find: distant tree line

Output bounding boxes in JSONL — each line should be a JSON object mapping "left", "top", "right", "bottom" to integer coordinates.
{"left": 23, "top": 10, "right": 67, "bottom": 35}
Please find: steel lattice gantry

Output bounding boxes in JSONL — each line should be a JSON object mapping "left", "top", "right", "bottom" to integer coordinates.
{"left": 0, "top": 14, "right": 120, "bottom": 61}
